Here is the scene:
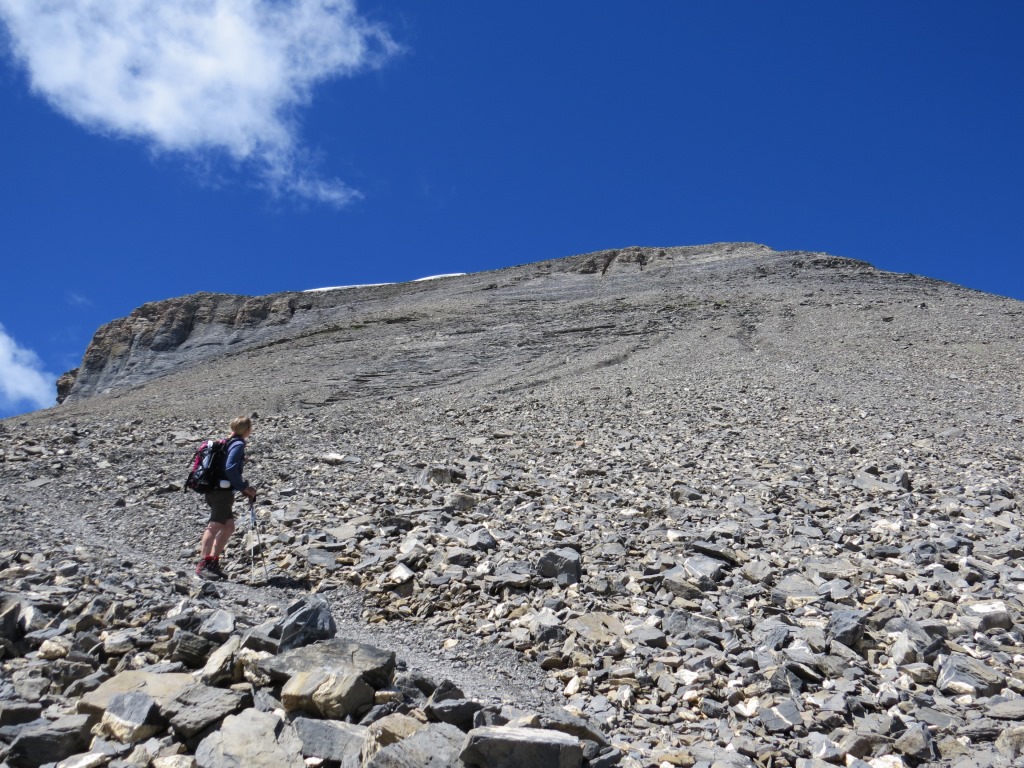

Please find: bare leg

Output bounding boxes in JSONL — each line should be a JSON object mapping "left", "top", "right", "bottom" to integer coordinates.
{"left": 200, "top": 522, "right": 231, "bottom": 560}
{"left": 212, "top": 519, "right": 235, "bottom": 558}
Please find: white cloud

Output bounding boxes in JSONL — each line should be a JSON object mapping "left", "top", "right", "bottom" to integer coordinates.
{"left": 0, "top": 0, "right": 398, "bottom": 206}
{"left": 67, "top": 292, "right": 93, "bottom": 307}
{"left": 0, "top": 324, "right": 55, "bottom": 413}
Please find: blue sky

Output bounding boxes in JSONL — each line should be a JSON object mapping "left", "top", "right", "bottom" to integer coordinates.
{"left": 1, "top": 2, "right": 1021, "bottom": 418}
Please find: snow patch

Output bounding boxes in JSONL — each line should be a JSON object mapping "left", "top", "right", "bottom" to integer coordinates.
{"left": 304, "top": 273, "right": 465, "bottom": 293}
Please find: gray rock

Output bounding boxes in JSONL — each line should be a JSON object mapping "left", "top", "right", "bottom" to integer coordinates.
{"left": 670, "top": 485, "right": 702, "bottom": 502}
{"left": 198, "top": 610, "right": 235, "bottom": 642}
{"left": 539, "top": 709, "right": 609, "bottom": 750}
{"left": 889, "top": 630, "right": 920, "bottom": 666}
{"left": 78, "top": 671, "right": 195, "bottom": 719}
{"left": 660, "top": 567, "right": 704, "bottom": 600}
{"left": 625, "top": 625, "right": 667, "bottom": 649}
{"left": 760, "top": 699, "right": 802, "bottom": 734}
{"left": 258, "top": 637, "right": 396, "bottom": 689}
{"left": 281, "top": 669, "right": 375, "bottom": 718}
{"left": 837, "top": 730, "right": 893, "bottom": 760}
{"left": 365, "top": 722, "right": 467, "bottom": 768}
{"left": 196, "top": 636, "right": 241, "bottom": 687}
{"left": 195, "top": 709, "right": 304, "bottom": 768}
{"left": 893, "top": 723, "right": 938, "bottom": 762}
{"left": 0, "top": 701, "right": 42, "bottom": 727}
{"left": 690, "top": 540, "right": 742, "bottom": 567}
{"left": 292, "top": 716, "right": 366, "bottom": 765}
{"left": 826, "top": 609, "right": 868, "bottom": 647}
{"left": 681, "top": 554, "right": 727, "bottom": 589}
{"left": 853, "top": 471, "right": 900, "bottom": 493}
{"left": 172, "top": 631, "right": 215, "bottom": 668}
{"left": 276, "top": 596, "right": 338, "bottom": 652}
{"left": 988, "top": 699, "right": 1024, "bottom": 720}
{"left": 959, "top": 600, "right": 1014, "bottom": 632}
{"left": 241, "top": 597, "right": 337, "bottom": 654}
{"left": 460, "top": 725, "right": 582, "bottom": 768}
{"left": 426, "top": 697, "right": 484, "bottom": 731}
{"left": 7, "top": 714, "right": 91, "bottom": 768}
{"left": 99, "top": 691, "right": 164, "bottom": 744}
{"left": 771, "top": 574, "right": 821, "bottom": 610}
{"left": 466, "top": 529, "right": 498, "bottom": 552}
{"left": 537, "top": 548, "right": 581, "bottom": 586}
{"left": 938, "top": 653, "right": 1006, "bottom": 697}
{"left": 164, "top": 683, "right": 248, "bottom": 740}
{"left": 996, "top": 725, "right": 1024, "bottom": 761}
{"left": 306, "top": 548, "right": 339, "bottom": 569}
{"left": 662, "top": 610, "right": 722, "bottom": 640}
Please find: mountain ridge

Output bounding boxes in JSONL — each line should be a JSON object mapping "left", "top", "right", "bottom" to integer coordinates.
{"left": 59, "top": 243, "right": 882, "bottom": 404}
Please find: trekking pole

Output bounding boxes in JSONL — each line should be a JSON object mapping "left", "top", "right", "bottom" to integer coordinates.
{"left": 249, "top": 501, "right": 269, "bottom": 581}
{"left": 248, "top": 501, "right": 256, "bottom": 582}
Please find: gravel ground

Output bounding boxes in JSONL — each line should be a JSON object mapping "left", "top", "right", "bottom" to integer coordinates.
{"left": 4, "top": 243, "right": 1024, "bottom": 767}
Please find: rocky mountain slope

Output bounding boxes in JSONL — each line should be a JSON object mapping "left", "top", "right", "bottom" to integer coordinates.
{"left": 3, "top": 243, "right": 1024, "bottom": 768}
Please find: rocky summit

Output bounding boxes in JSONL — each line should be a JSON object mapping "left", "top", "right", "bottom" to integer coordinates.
{"left": 3, "top": 242, "right": 1024, "bottom": 768}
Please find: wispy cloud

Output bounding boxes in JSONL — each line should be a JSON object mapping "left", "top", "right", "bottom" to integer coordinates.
{"left": 0, "top": 0, "right": 399, "bottom": 206}
{"left": 67, "top": 292, "right": 92, "bottom": 307}
{"left": 0, "top": 323, "right": 55, "bottom": 414}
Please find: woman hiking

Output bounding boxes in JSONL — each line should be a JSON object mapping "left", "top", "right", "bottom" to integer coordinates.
{"left": 195, "top": 416, "right": 257, "bottom": 579}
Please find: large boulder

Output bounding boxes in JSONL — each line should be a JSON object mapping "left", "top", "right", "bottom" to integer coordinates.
{"left": 195, "top": 709, "right": 304, "bottom": 768}
{"left": 242, "top": 596, "right": 337, "bottom": 654}
{"left": 258, "top": 638, "right": 396, "bottom": 690}
{"left": 78, "top": 671, "right": 195, "bottom": 719}
{"left": 293, "top": 717, "right": 367, "bottom": 766}
{"left": 164, "top": 683, "right": 250, "bottom": 740}
{"left": 7, "top": 714, "right": 91, "bottom": 768}
{"left": 366, "top": 722, "right": 467, "bottom": 768}
{"left": 459, "top": 726, "right": 583, "bottom": 768}
{"left": 281, "top": 670, "right": 375, "bottom": 719}
{"left": 98, "top": 691, "right": 164, "bottom": 744}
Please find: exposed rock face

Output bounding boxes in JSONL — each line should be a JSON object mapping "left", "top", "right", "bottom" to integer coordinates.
{"left": 55, "top": 369, "right": 78, "bottom": 405}
{"left": 63, "top": 292, "right": 301, "bottom": 401}
{"left": 59, "top": 243, "right": 860, "bottom": 403}
{"left": 5, "top": 242, "right": 1024, "bottom": 767}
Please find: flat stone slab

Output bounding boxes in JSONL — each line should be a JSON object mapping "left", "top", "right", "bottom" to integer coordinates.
{"left": 366, "top": 722, "right": 465, "bottom": 768}
{"left": 937, "top": 654, "right": 1006, "bottom": 698}
{"left": 77, "top": 671, "right": 195, "bottom": 719}
{"left": 293, "top": 716, "right": 367, "bottom": 763}
{"left": 988, "top": 699, "right": 1024, "bottom": 720}
{"left": 564, "top": 613, "right": 625, "bottom": 646}
{"left": 7, "top": 713, "right": 91, "bottom": 767}
{"left": 164, "top": 683, "right": 249, "bottom": 739}
{"left": 460, "top": 726, "right": 583, "bottom": 768}
{"left": 195, "top": 708, "right": 305, "bottom": 768}
{"left": 257, "top": 637, "right": 396, "bottom": 689}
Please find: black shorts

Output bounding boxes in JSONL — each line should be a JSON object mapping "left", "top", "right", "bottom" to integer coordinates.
{"left": 204, "top": 489, "right": 235, "bottom": 524}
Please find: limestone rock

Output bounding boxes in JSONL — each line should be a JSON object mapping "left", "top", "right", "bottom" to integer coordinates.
{"left": 281, "top": 670, "right": 374, "bottom": 718}
{"left": 258, "top": 638, "right": 396, "bottom": 690}
{"left": 7, "top": 714, "right": 91, "bottom": 768}
{"left": 292, "top": 716, "right": 366, "bottom": 765}
{"left": 194, "top": 709, "right": 304, "bottom": 768}
{"left": 938, "top": 654, "right": 1006, "bottom": 698}
{"left": 99, "top": 691, "right": 164, "bottom": 744}
{"left": 365, "top": 722, "right": 466, "bottom": 768}
{"left": 460, "top": 726, "right": 583, "bottom": 768}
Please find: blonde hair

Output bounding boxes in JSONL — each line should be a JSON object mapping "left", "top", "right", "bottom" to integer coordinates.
{"left": 229, "top": 416, "right": 252, "bottom": 436}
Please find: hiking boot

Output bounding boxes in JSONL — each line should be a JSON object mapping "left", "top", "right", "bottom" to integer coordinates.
{"left": 195, "top": 558, "right": 216, "bottom": 579}
{"left": 206, "top": 559, "right": 226, "bottom": 580}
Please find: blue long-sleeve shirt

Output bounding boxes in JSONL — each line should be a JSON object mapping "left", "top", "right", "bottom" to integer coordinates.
{"left": 224, "top": 438, "right": 248, "bottom": 492}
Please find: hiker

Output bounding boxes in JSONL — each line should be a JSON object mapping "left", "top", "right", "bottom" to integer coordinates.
{"left": 195, "top": 416, "right": 257, "bottom": 578}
